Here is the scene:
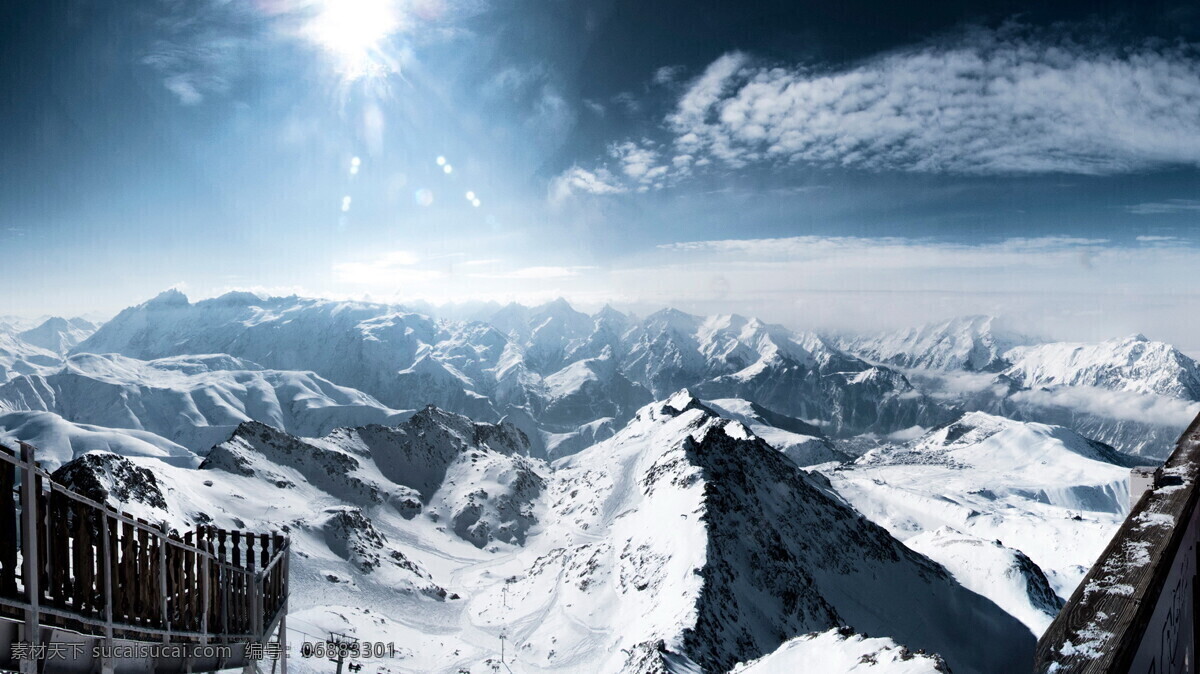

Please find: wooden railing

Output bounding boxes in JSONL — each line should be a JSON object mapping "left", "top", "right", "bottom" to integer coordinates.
{"left": 0, "top": 441, "right": 290, "bottom": 672}
{"left": 1035, "top": 412, "right": 1200, "bottom": 672}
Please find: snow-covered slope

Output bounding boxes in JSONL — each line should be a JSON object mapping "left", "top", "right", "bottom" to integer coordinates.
{"left": 842, "top": 315, "right": 1030, "bottom": 372}
{"left": 1003, "top": 334, "right": 1200, "bottom": 400}
{"left": 0, "top": 410, "right": 195, "bottom": 471}
{"left": 538, "top": 349, "right": 652, "bottom": 430}
{"left": 826, "top": 412, "right": 1135, "bottom": 605}
{"left": 730, "top": 628, "right": 949, "bottom": 673}
{"left": 18, "top": 316, "right": 98, "bottom": 354}
{"left": 905, "top": 528, "right": 1062, "bottom": 634}
{"left": 465, "top": 393, "right": 1032, "bottom": 673}
{"left": 0, "top": 332, "right": 62, "bottom": 382}
{"left": 202, "top": 407, "right": 543, "bottom": 548}
{"left": 0, "top": 353, "right": 411, "bottom": 451}
{"left": 704, "top": 398, "right": 847, "bottom": 466}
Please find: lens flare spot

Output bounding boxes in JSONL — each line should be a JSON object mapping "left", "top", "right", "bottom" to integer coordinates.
{"left": 414, "top": 188, "right": 434, "bottom": 206}
{"left": 341, "top": 195, "right": 353, "bottom": 212}
{"left": 436, "top": 156, "right": 446, "bottom": 166}
{"left": 465, "top": 191, "right": 476, "bottom": 200}
{"left": 350, "top": 156, "right": 362, "bottom": 175}
{"left": 472, "top": 199, "right": 481, "bottom": 207}
{"left": 443, "top": 164, "right": 453, "bottom": 174}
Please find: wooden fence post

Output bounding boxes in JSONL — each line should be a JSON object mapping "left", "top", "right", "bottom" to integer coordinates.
{"left": 19, "top": 443, "right": 40, "bottom": 674}
{"left": 101, "top": 512, "right": 115, "bottom": 674}
{"left": 159, "top": 521, "right": 170, "bottom": 643}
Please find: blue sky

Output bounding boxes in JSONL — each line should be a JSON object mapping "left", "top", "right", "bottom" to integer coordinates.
{"left": 3, "top": 0, "right": 1200, "bottom": 345}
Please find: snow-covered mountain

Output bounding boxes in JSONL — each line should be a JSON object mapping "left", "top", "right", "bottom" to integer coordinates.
{"left": 0, "top": 332, "right": 62, "bottom": 382}
{"left": 849, "top": 318, "right": 1200, "bottom": 458}
{"left": 37, "top": 395, "right": 1034, "bottom": 673}
{"left": 905, "top": 528, "right": 1062, "bottom": 634}
{"left": 18, "top": 316, "right": 98, "bottom": 354}
{"left": 825, "top": 412, "right": 1138, "bottom": 609}
{"left": 72, "top": 291, "right": 952, "bottom": 446}
{"left": 730, "top": 628, "right": 949, "bottom": 673}
{"left": 491, "top": 393, "right": 1033, "bottom": 673}
{"left": 1003, "top": 334, "right": 1200, "bottom": 400}
{"left": 0, "top": 410, "right": 196, "bottom": 471}
{"left": 0, "top": 353, "right": 411, "bottom": 452}
{"left": 841, "top": 315, "right": 1030, "bottom": 372}
{"left": 704, "top": 398, "right": 847, "bottom": 466}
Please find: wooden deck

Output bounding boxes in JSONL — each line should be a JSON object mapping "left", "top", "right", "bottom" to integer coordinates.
{"left": 0, "top": 442, "right": 290, "bottom": 674}
{"left": 1035, "top": 413, "right": 1200, "bottom": 672}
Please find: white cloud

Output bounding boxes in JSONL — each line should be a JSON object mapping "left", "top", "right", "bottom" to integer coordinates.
{"left": 657, "top": 235, "right": 1114, "bottom": 270}
{"left": 332, "top": 250, "right": 443, "bottom": 285}
{"left": 548, "top": 166, "right": 627, "bottom": 203}
{"left": 472, "top": 266, "right": 595, "bottom": 279}
{"left": 1128, "top": 200, "right": 1200, "bottom": 215}
{"left": 1010, "top": 386, "right": 1200, "bottom": 428}
{"left": 609, "top": 141, "right": 671, "bottom": 186}
{"left": 567, "top": 29, "right": 1200, "bottom": 181}
{"left": 653, "top": 65, "right": 686, "bottom": 86}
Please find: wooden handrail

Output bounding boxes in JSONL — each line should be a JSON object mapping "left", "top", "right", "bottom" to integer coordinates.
{"left": 0, "top": 440, "right": 290, "bottom": 670}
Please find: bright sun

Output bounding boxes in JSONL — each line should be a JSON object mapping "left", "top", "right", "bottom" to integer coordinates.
{"left": 304, "top": 0, "right": 402, "bottom": 80}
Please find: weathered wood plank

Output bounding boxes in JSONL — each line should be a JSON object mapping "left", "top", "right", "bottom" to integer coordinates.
{"left": 0, "top": 455, "right": 17, "bottom": 596}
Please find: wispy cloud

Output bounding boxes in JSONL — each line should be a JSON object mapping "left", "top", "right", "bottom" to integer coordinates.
{"left": 548, "top": 166, "right": 627, "bottom": 203}
{"left": 472, "top": 266, "right": 596, "bottom": 279}
{"left": 1127, "top": 199, "right": 1200, "bottom": 215}
{"left": 570, "top": 26, "right": 1200, "bottom": 187}
{"left": 653, "top": 65, "right": 686, "bottom": 86}
{"left": 1010, "top": 386, "right": 1200, "bottom": 428}
{"left": 658, "top": 235, "right": 1113, "bottom": 269}
{"left": 669, "top": 29, "right": 1200, "bottom": 176}
{"left": 332, "top": 250, "right": 443, "bottom": 285}
{"left": 142, "top": 0, "right": 263, "bottom": 105}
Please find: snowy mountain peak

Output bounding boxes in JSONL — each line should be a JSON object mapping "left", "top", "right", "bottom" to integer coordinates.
{"left": 541, "top": 296, "right": 577, "bottom": 313}
{"left": 539, "top": 392, "right": 1032, "bottom": 672}
{"left": 842, "top": 314, "right": 1032, "bottom": 372}
{"left": 211, "top": 290, "right": 267, "bottom": 306}
{"left": 17, "top": 316, "right": 98, "bottom": 355}
{"left": 1003, "top": 334, "right": 1200, "bottom": 400}
{"left": 594, "top": 304, "right": 629, "bottom": 322}
{"left": 145, "top": 288, "right": 190, "bottom": 307}
{"left": 663, "top": 389, "right": 710, "bottom": 416}
{"left": 913, "top": 411, "right": 1139, "bottom": 468}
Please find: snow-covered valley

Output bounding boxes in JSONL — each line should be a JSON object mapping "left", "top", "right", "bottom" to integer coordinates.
{"left": 2, "top": 293, "right": 1194, "bottom": 673}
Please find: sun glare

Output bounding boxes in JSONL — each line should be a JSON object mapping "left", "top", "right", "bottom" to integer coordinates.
{"left": 304, "top": 0, "right": 402, "bottom": 80}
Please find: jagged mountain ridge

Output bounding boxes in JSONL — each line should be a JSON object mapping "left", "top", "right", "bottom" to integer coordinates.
{"left": 1004, "top": 334, "right": 1200, "bottom": 400}
{"left": 844, "top": 317, "right": 1200, "bottom": 458}
{"left": 840, "top": 315, "right": 1032, "bottom": 373}
{"left": 72, "top": 291, "right": 952, "bottom": 447}
{"left": 0, "top": 353, "right": 412, "bottom": 452}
